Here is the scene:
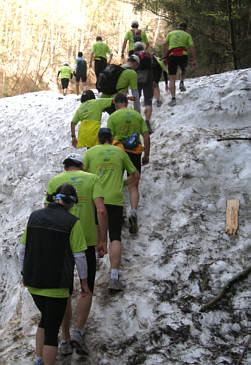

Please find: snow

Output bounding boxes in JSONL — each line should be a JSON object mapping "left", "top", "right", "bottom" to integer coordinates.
{"left": 0, "top": 68, "right": 251, "bottom": 364}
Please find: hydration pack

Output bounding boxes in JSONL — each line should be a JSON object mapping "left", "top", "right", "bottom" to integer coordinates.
{"left": 132, "top": 29, "right": 142, "bottom": 42}
{"left": 96, "top": 64, "right": 124, "bottom": 94}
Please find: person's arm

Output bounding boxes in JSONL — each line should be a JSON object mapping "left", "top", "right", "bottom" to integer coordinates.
{"left": 89, "top": 51, "right": 94, "bottom": 68}
{"left": 71, "top": 121, "right": 78, "bottom": 148}
{"left": 190, "top": 45, "right": 197, "bottom": 69}
{"left": 94, "top": 197, "right": 107, "bottom": 258}
{"left": 142, "top": 131, "right": 150, "bottom": 165}
{"left": 73, "top": 251, "right": 90, "bottom": 296}
{"left": 57, "top": 70, "right": 60, "bottom": 79}
{"left": 145, "top": 42, "right": 149, "bottom": 50}
{"left": 131, "top": 89, "right": 140, "bottom": 113}
{"left": 107, "top": 52, "right": 113, "bottom": 65}
{"left": 121, "top": 39, "right": 127, "bottom": 59}
{"left": 162, "top": 39, "right": 169, "bottom": 65}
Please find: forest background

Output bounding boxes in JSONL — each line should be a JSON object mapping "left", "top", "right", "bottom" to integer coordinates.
{"left": 0, "top": 0, "right": 250, "bottom": 97}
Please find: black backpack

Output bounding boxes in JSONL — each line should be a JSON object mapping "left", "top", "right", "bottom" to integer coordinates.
{"left": 132, "top": 29, "right": 142, "bottom": 42}
{"left": 96, "top": 64, "right": 124, "bottom": 94}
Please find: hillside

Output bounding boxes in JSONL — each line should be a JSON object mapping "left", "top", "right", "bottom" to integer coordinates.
{"left": 0, "top": 68, "right": 250, "bottom": 364}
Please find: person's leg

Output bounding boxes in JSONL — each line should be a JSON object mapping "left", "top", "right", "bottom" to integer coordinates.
{"left": 43, "top": 297, "right": 68, "bottom": 364}
{"left": 36, "top": 327, "right": 45, "bottom": 358}
{"left": 169, "top": 75, "right": 176, "bottom": 99}
{"left": 144, "top": 105, "right": 152, "bottom": 122}
{"left": 75, "top": 246, "right": 95, "bottom": 330}
{"left": 76, "top": 82, "right": 80, "bottom": 95}
{"left": 153, "top": 82, "right": 160, "bottom": 100}
{"left": 31, "top": 295, "right": 46, "bottom": 363}
{"left": 143, "top": 82, "right": 153, "bottom": 133}
{"left": 127, "top": 177, "right": 140, "bottom": 210}
{"left": 179, "top": 56, "right": 188, "bottom": 91}
{"left": 106, "top": 205, "right": 123, "bottom": 290}
{"left": 126, "top": 153, "right": 141, "bottom": 234}
{"left": 61, "top": 297, "right": 72, "bottom": 341}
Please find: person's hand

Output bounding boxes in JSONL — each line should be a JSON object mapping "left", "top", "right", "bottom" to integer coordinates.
{"left": 142, "top": 155, "right": 149, "bottom": 165}
{"left": 165, "top": 84, "right": 169, "bottom": 92}
{"left": 97, "top": 241, "right": 107, "bottom": 258}
{"left": 72, "top": 136, "right": 78, "bottom": 148}
{"left": 121, "top": 52, "right": 125, "bottom": 59}
{"left": 163, "top": 57, "right": 168, "bottom": 66}
{"left": 80, "top": 279, "right": 90, "bottom": 297}
{"left": 128, "top": 96, "right": 136, "bottom": 101}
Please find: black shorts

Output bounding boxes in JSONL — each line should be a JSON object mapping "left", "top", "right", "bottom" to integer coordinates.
{"left": 138, "top": 75, "right": 153, "bottom": 106}
{"left": 75, "top": 73, "right": 87, "bottom": 82}
{"left": 168, "top": 55, "right": 188, "bottom": 75}
{"left": 85, "top": 246, "right": 96, "bottom": 293}
{"left": 126, "top": 152, "right": 142, "bottom": 174}
{"left": 94, "top": 58, "right": 107, "bottom": 79}
{"left": 61, "top": 78, "right": 69, "bottom": 89}
{"left": 95, "top": 205, "right": 123, "bottom": 242}
{"left": 31, "top": 294, "right": 67, "bottom": 347}
{"left": 152, "top": 64, "right": 162, "bottom": 83}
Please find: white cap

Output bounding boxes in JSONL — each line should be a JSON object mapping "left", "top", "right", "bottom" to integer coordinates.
{"left": 63, "top": 153, "right": 83, "bottom": 165}
{"left": 129, "top": 54, "right": 140, "bottom": 64}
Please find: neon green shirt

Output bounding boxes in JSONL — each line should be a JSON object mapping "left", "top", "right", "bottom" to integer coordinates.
{"left": 21, "top": 219, "right": 86, "bottom": 298}
{"left": 83, "top": 144, "right": 136, "bottom": 206}
{"left": 107, "top": 108, "right": 148, "bottom": 142}
{"left": 72, "top": 98, "right": 113, "bottom": 125}
{"left": 59, "top": 66, "right": 72, "bottom": 79}
{"left": 92, "top": 41, "right": 111, "bottom": 59}
{"left": 101, "top": 68, "right": 138, "bottom": 98}
{"left": 45, "top": 170, "right": 104, "bottom": 246}
{"left": 156, "top": 56, "right": 167, "bottom": 72}
{"left": 165, "top": 30, "right": 194, "bottom": 55}
{"left": 125, "top": 29, "right": 149, "bottom": 51}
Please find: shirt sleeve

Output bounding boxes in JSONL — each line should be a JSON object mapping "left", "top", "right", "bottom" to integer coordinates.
{"left": 124, "top": 30, "right": 131, "bottom": 41}
{"left": 71, "top": 109, "right": 81, "bottom": 125}
{"left": 128, "top": 70, "right": 138, "bottom": 91}
{"left": 83, "top": 152, "right": 89, "bottom": 171}
{"left": 20, "top": 226, "right": 27, "bottom": 245}
{"left": 107, "top": 115, "right": 114, "bottom": 136}
{"left": 70, "top": 220, "right": 87, "bottom": 253}
{"left": 141, "top": 31, "right": 149, "bottom": 44}
{"left": 92, "top": 175, "right": 104, "bottom": 200}
{"left": 187, "top": 34, "right": 194, "bottom": 47}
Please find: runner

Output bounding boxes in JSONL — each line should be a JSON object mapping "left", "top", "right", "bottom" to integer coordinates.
{"left": 162, "top": 22, "right": 197, "bottom": 106}
{"left": 100, "top": 54, "right": 141, "bottom": 114}
{"left": 45, "top": 154, "right": 107, "bottom": 357}
{"left": 71, "top": 89, "right": 113, "bottom": 149}
{"left": 107, "top": 93, "right": 150, "bottom": 234}
{"left": 121, "top": 20, "right": 149, "bottom": 58}
{"left": 19, "top": 183, "right": 89, "bottom": 365}
{"left": 134, "top": 41, "right": 154, "bottom": 133}
{"left": 57, "top": 62, "right": 73, "bottom": 96}
{"left": 89, "top": 36, "right": 113, "bottom": 86}
{"left": 152, "top": 54, "right": 168, "bottom": 107}
{"left": 74, "top": 52, "right": 87, "bottom": 95}
{"left": 83, "top": 128, "right": 139, "bottom": 291}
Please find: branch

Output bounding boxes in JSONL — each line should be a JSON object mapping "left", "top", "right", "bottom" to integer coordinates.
{"left": 200, "top": 266, "right": 251, "bottom": 312}
{"left": 217, "top": 137, "right": 251, "bottom": 141}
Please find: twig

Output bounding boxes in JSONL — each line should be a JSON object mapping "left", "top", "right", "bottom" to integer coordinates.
{"left": 236, "top": 335, "right": 251, "bottom": 365}
{"left": 217, "top": 137, "right": 251, "bottom": 141}
{"left": 200, "top": 266, "right": 251, "bottom": 312}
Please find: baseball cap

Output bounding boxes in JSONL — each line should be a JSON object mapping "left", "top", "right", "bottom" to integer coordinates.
{"left": 129, "top": 54, "right": 140, "bottom": 64}
{"left": 131, "top": 20, "right": 139, "bottom": 27}
{"left": 63, "top": 153, "right": 83, "bottom": 165}
{"left": 98, "top": 128, "right": 112, "bottom": 138}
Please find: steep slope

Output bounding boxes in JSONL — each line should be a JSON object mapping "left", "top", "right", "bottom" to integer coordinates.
{"left": 0, "top": 68, "right": 250, "bottom": 365}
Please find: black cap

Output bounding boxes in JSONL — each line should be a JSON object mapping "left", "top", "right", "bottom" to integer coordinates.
{"left": 98, "top": 128, "right": 112, "bottom": 138}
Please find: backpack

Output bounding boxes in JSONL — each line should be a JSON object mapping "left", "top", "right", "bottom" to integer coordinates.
{"left": 96, "top": 64, "right": 124, "bottom": 94}
{"left": 132, "top": 29, "right": 142, "bottom": 42}
{"left": 137, "top": 51, "right": 152, "bottom": 70}
{"left": 76, "top": 58, "right": 86, "bottom": 75}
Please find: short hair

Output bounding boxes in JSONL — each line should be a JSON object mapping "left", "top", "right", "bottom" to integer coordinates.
{"left": 47, "top": 183, "right": 78, "bottom": 204}
{"left": 179, "top": 23, "right": 187, "bottom": 31}
{"left": 63, "top": 159, "right": 82, "bottom": 168}
{"left": 81, "top": 89, "right": 96, "bottom": 103}
{"left": 134, "top": 41, "right": 144, "bottom": 51}
{"left": 98, "top": 128, "right": 113, "bottom": 144}
{"left": 96, "top": 36, "right": 102, "bottom": 41}
{"left": 78, "top": 51, "right": 83, "bottom": 57}
{"left": 114, "top": 93, "right": 128, "bottom": 105}
{"left": 131, "top": 20, "right": 139, "bottom": 28}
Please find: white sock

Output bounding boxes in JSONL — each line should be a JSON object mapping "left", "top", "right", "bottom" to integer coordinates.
{"left": 34, "top": 357, "right": 43, "bottom": 363}
{"left": 74, "top": 328, "right": 84, "bottom": 336}
{"left": 111, "top": 269, "right": 119, "bottom": 280}
{"left": 130, "top": 209, "right": 137, "bottom": 215}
